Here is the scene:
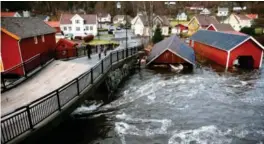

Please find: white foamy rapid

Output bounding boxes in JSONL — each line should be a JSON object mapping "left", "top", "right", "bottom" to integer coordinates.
{"left": 72, "top": 102, "right": 103, "bottom": 114}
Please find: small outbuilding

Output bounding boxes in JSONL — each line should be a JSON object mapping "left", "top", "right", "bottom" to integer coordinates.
{"left": 147, "top": 34, "right": 195, "bottom": 67}
{"left": 190, "top": 30, "right": 264, "bottom": 69}
{"left": 55, "top": 39, "right": 78, "bottom": 59}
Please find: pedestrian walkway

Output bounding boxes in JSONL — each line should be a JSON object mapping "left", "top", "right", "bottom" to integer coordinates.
{"left": 1, "top": 53, "right": 108, "bottom": 116}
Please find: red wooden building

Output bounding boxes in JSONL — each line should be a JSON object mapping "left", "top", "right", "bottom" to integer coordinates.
{"left": 190, "top": 30, "right": 264, "bottom": 69}
{"left": 1, "top": 17, "right": 56, "bottom": 76}
{"left": 55, "top": 39, "right": 78, "bottom": 59}
{"left": 147, "top": 35, "right": 195, "bottom": 66}
{"left": 45, "top": 21, "right": 61, "bottom": 33}
{"left": 174, "top": 24, "right": 188, "bottom": 34}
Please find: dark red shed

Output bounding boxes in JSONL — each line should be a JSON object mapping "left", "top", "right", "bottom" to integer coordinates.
{"left": 1, "top": 17, "right": 56, "bottom": 76}
{"left": 190, "top": 30, "right": 264, "bottom": 70}
{"left": 55, "top": 39, "right": 78, "bottom": 59}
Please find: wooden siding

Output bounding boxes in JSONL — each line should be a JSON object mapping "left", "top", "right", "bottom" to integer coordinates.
{"left": 228, "top": 39, "right": 263, "bottom": 68}
{"left": 207, "top": 25, "right": 216, "bottom": 31}
{"left": 153, "top": 50, "right": 188, "bottom": 64}
{"left": 192, "top": 41, "right": 228, "bottom": 67}
{"left": 188, "top": 18, "right": 200, "bottom": 36}
{"left": 1, "top": 31, "right": 24, "bottom": 75}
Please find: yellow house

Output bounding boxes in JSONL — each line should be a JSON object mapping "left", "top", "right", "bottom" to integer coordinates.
{"left": 187, "top": 15, "right": 219, "bottom": 36}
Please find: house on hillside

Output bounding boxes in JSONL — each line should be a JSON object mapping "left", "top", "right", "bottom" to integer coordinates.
{"left": 172, "top": 24, "right": 188, "bottom": 34}
{"left": 113, "top": 15, "right": 132, "bottom": 25}
{"left": 200, "top": 8, "right": 211, "bottom": 15}
{"left": 147, "top": 34, "right": 195, "bottom": 68}
{"left": 223, "top": 14, "right": 252, "bottom": 31}
{"left": 176, "top": 12, "right": 188, "bottom": 21}
{"left": 217, "top": 7, "right": 229, "bottom": 17}
{"left": 187, "top": 15, "right": 219, "bottom": 36}
{"left": 59, "top": 13, "right": 98, "bottom": 38}
{"left": 97, "top": 13, "right": 111, "bottom": 29}
{"left": 1, "top": 17, "right": 56, "bottom": 76}
{"left": 131, "top": 14, "right": 170, "bottom": 36}
{"left": 206, "top": 23, "right": 234, "bottom": 32}
{"left": 190, "top": 30, "right": 264, "bottom": 69}
{"left": 1, "top": 12, "right": 21, "bottom": 17}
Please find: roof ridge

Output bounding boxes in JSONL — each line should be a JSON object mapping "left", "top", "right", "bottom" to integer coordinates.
{"left": 199, "top": 29, "right": 249, "bottom": 37}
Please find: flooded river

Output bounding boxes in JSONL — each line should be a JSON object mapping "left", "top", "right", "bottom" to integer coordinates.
{"left": 38, "top": 65, "right": 264, "bottom": 144}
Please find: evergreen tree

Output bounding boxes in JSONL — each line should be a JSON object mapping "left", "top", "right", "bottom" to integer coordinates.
{"left": 152, "top": 25, "right": 164, "bottom": 44}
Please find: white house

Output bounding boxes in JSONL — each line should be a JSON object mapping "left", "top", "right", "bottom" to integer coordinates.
{"left": 176, "top": 12, "right": 188, "bottom": 21}
{"left": 97, "top": 13, "right": 111, "bottom": 29}
{"left": 200, "top": 8, "right": 211, "bottom": 15}
{"left": 217, "top": 7, "right": 229, "bottom": 17}
{"left": 223, "top": 14, "right": 252, "bottom": 31}
{"left": 131, "top": 14, "right": 170, "bottom": 36}
{"left": 60, "top": 13, "right": 98, "bottom": 37}
{"left": 113, "top": 15, "right": 132, "bottom": 25}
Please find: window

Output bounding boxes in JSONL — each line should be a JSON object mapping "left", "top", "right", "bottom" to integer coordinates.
{"left": 76, "top": 27, "right": 80, "bottom": 31}
{"left": 34, "top": 36, "right": 38, "bottom": 44}
{"left": 64, "top": 26, "right": 67, "bottom": 31}
{"left": 41, "top": 35, "right": 45, "bottom": 42}
{"left": 85, "top": 26, "right": 89, "bottom": 31}
{"left": 90, "top": 26, "right": 93, "bottom": 30}
{"left": 75, "top": 20, "right": 80, "bottom": 24}
{"left": 69, "top": 27, "right": 72, "bottom": 31}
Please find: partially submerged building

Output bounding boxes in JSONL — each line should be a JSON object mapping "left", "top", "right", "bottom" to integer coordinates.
{"left": 190, "top": 30, "right": 264, "bottom": 69}
{"left": 147, "top": 34, "right": 195, "bottom": 68}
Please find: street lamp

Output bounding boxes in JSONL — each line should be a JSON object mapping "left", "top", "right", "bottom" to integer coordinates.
{"left": 117, "top": 1, "right": 128, "bottom": 57}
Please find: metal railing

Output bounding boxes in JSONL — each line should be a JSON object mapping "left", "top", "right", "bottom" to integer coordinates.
{"left": 1, "top": 45, "right": 143, "bottom": 144}
{"left": 1, "top": 51, "right": 54, "bottom": 91}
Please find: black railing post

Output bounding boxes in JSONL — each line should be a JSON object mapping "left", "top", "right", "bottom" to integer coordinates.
{"left": 56, "top": 90, "right": 61, "bottom": 111}
{"left": 26, "top": 106, "right": 34, "bottom": 129}
{"left": 1, "top": 74, "right": 6, "bottom": 90}
{"left": 23, "top": 62, "right": 28, "bottom": 78}
{"left": 91, "top": 69, "right": 93, "bottom": 84}
{"left": 123, "top": 49, "right": 125, "bottom": 59}
{"left": 117, "top": 51, "right": 119, "bottom": 61}
{"left": 101, "top": 60, "right": 104, "bottom": 74}
{"left": 110, "top": 52, "right": 112, "bottom": 65}
{"left": 76, "top": 78, "right": 80, "bottom": 95}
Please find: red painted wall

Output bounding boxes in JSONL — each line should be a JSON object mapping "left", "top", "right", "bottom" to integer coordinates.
{"left": 207, "top": 25, "right": 216, "bottom": 31}
{"left": 19, "top": 33, "right": 56, "bottom": 61}
{"left": 228, "top": 39, "right": 263, "bottom": 68}
{"left": 193, "top": 41, "right": 228, "bottom": 67}
{"left": 153, "top": 50, "right": 188, "bottom": 64}
{"left": 1, "top": 32, "right": 24, "bottom": 75}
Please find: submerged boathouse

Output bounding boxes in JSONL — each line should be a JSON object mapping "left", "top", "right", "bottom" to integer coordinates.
{"left": 146, "top": 34, "right": 195, "bottom": 67}
{"left": 190, "top": 30, "right": 264, "bottom": 69}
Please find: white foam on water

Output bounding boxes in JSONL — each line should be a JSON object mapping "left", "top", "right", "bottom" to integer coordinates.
{"left": 168, "top": 125, "right": 232, "bottom": 144}
{"left": 72, "top": 102, "right": 102, "bottom": 114}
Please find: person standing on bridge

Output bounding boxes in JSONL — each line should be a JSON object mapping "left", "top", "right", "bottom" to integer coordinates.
{"left": 86, "top": 44, "right": 91, "bottom": 59}
{"left": 104, "top": 45, "right": 107, "bottom": 56}
{"left": 98, "top": 44, "right": 102, "bottom": 60}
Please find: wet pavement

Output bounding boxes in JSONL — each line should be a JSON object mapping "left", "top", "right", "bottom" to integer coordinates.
{"left": 36, "top": 63, "right": 264, "bottom": 144}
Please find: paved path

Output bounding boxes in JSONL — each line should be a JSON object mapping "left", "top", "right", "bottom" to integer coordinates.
{"left": 1, "top": 53, "right": 108, "bottom": 116}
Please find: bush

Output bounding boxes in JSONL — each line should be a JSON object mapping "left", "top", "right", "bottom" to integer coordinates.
{"left": 240, "top": 27, "right": 255, "bottom": 36}
{"left": 74, "top": 36, "right": 82, "bottom": 40}
{"left": 152, "top": 25, "right": 164, "bottom": 44}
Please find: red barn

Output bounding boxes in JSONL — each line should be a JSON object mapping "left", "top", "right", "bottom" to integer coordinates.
{"left": 1, "top": 17, "right": 56, "bottom": 76}
{"left": 147, "top": 35, "right": 195, "bottom": 66}
{"left": 55, "top": 39, "right": 78, "bottom": 59}
{"left": 190, "top": 30, "right": 264, "bottom": 70}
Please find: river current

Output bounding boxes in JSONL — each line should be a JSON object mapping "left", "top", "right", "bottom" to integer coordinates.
{"left": 38, "top": 65, "right": 264, "bottom": 144}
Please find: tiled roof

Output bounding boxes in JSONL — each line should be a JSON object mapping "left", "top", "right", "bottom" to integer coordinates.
{"left": 60, "top": 13, "right": 97, "bottom": 24}
{"left": 210, "top": 24, "right": 234, "bottom": 31}
{"left": 1, "top": 17, "right": 56, "bottom": 39}
{"left": 195, "top": 15, "right": 219, "bottom": 27}
{"left": 45, "top": 21, "right": 60, "bottom": 27}
{"left": 246, "top": 14, "right": 258, "bottom": 19}
{"left": 1, "top": 12, "right": 16, "bottom": 17}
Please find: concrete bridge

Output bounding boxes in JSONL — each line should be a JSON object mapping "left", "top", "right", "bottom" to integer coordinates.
{"left": 1, "top": 45, "right": 142, "bottom": 144}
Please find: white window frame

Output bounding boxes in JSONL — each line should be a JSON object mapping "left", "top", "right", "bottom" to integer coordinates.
{"left": 76, "top": 27, "right": 80, "bottom": 31}
{"left": 86, "top": 26, "right": 89, "bottom": 31}
{"left": 64, "top": 26, "right": 67, "bottom": 31}
{"left": 34, "top": 36, "right": 38, "bottom": 44}
{"left": 41, "top": 35, "right": 45, "bottom": 42}
{"left": 69, "top": 26, "right": 72, "bottom": 31}
{"left": 90, "top": 26, "right": 93, "bottom": 30}
{"left": 76, "top": 20, "right": 80, "bottom": 24}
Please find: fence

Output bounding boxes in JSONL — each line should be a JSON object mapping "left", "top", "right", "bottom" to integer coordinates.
{"left": 1, "top": 45, "right": 143, "bottom": 144}
{"left": 1, "top": 52, "right": 54, "bottom": 91}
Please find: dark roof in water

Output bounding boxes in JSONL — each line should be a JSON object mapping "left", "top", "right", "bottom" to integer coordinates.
{"left": 190, "top": 30, "right": 250, "bottom": 51}
{"left": 1, "top": 17, "right": 56, "bottom": 39}
{"left": 147, "top": 34, "right": 196, "bottom": 65}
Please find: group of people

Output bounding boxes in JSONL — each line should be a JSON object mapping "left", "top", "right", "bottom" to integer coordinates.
{"left": 85, "top": 44, "right": 108, "bottom": 60}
